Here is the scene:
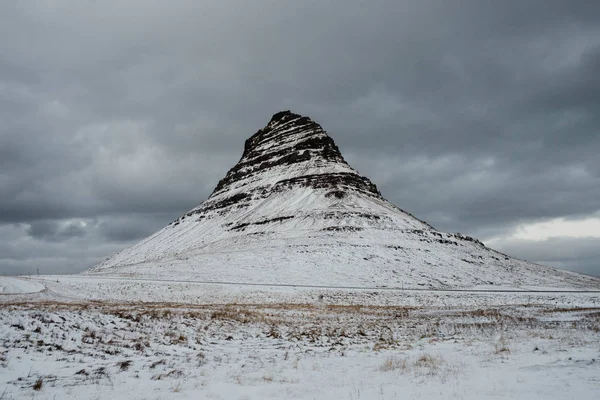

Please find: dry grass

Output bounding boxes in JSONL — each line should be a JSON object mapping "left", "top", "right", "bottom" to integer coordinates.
{"left": 165, "top": 331, "right": 187, "bottom": 345}
{"left": 379, "top": 353, "right": 454, "bottom": 380}
{"left": 379, "top": 357, "right": 407, "bottom": 372}
{"left": 32, "top": 377, "right": 43, "bottom": 391}
{"left": 171, "top": 381, "right": 182, "bottom": 392}
{"left": 149, "top": 359, "right": 166, "bottom": 369}
{"left": 3, "top": 295, "right": 600, "bottom": 397}
{"left": 3, "top": 299, "right": 600, "bottom": 375}
{"left": 414, "top": 354, "right": 441, "bottom": 370}
{"left": 494, "top": 337, "right": 511, "bottom": 354}
{"left": 117, "top": 360, "right": 132, "bottom": 371}
{"left": 152, "top": 369, "right": 184, "bottom": 381}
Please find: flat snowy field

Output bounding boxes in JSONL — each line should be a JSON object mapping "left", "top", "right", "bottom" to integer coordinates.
{"left": 1, "top": 276, "right": 599, "bottom": 399}
{"left": 0, "top": 278, "right": 44, "bottom": 295}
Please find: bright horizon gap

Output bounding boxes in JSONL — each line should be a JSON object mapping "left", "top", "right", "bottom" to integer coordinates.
{"left": 486, "top": 215, "right": 600, "bottom": 245}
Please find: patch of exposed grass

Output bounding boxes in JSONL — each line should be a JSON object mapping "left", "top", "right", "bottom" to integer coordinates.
{"left": 32, "top": 377, "right": 43, "bottom": 391}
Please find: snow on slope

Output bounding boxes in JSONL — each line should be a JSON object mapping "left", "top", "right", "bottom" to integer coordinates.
{"left": 88, "top": 111, "right": 600, "bottom": 290}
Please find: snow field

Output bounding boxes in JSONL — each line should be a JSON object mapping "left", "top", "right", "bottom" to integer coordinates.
{"left": 14, "top": 275, "right": 600, "bottom": 308}
{"left": 1, "top": 298, "right": 599, "bottom": 399}
{"left": 0, "top": 278, "right": 44, "bottom": 295}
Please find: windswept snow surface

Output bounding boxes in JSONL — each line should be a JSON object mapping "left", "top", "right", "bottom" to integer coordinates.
{"left": 87, "top": 111, "right": 600, "bottom": 290}
{"left": 0, "top": 277, "right": 44, "bottom": 294}
{"left": 1, "top": 277, "right": 599, "bottom": 400}
{"left": 11, "top": 275, "right": 600, "bottom": 307}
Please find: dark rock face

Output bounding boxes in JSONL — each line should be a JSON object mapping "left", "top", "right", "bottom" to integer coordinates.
{"left": 186, "top": 110, "right": 383, "bottom": 219}
{"left": 212, "top": 111, "right": 353, "bottom": 195}
{"left": 231, "top": 216, "right": 295, "bottom": 231}
{"left": 272, "top": 173, "right": 381, "bottom": 197}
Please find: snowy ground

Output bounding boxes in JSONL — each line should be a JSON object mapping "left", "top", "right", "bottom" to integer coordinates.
{"left": 1, "top": 276, "right": 599, "bottom": 399}
{"left": 0, "top": 278, "right": 44, "bottom": 295}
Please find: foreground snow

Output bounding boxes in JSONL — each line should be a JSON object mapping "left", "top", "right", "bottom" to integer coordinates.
{"left": 0, "top": 277, "right": 599, "bottom": 399}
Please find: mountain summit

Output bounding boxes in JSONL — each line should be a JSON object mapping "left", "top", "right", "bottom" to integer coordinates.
{"left": 181, "top": 110, "right": 425, "bottom": 229}
{"left": 88, "top": 111, "right": 599, "bottom": 290}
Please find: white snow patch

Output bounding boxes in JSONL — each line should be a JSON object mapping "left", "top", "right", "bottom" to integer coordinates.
{"left": 0, "top": 277, "right": 44, "bottom": 294}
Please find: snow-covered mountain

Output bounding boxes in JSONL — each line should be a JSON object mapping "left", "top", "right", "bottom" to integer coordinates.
{"left": 88, "top": 111, "right": 600, "bottom": 289}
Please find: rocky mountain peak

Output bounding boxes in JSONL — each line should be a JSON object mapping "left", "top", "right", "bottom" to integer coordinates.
{"left": 209, "top": 111, "right": 378, "bottom": 201}
{"left": 268, "top": 109, "right": 302, "bottom": 125}
{"left": 239, "top": 110, "right": 344, "bottom": 163}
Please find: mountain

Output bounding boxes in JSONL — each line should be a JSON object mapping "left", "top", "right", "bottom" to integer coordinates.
{"left": 88, "top": 111, "right": 600, "bottom": 290}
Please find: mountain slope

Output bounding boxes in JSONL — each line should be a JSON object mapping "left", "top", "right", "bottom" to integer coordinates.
{"left": 88, "top": 111, "right": 600, "bottom": 290}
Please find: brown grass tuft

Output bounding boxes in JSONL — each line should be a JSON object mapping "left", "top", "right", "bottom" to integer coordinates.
{"left": 33, "top": 377, "right": 43, "bottom": 391}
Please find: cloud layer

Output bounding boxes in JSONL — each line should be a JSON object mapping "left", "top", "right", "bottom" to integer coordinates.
{"left": 1, "top": 1, "right": 599, "bottom": 275}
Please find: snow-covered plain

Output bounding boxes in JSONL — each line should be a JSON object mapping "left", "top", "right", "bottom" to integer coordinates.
{"left": 1, "top": 276, "right": 599, "bottom": 399}
{"left": 0, "top": 278, "right": 44, "bottom": 295}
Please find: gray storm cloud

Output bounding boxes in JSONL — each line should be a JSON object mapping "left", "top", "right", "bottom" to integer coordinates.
{"left": 0, "top": 0, "right": 599, "bottom": 275}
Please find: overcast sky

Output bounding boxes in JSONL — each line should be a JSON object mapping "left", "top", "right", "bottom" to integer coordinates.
{"left": 1, "top": 0, "right": 599, "bottom": 277}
